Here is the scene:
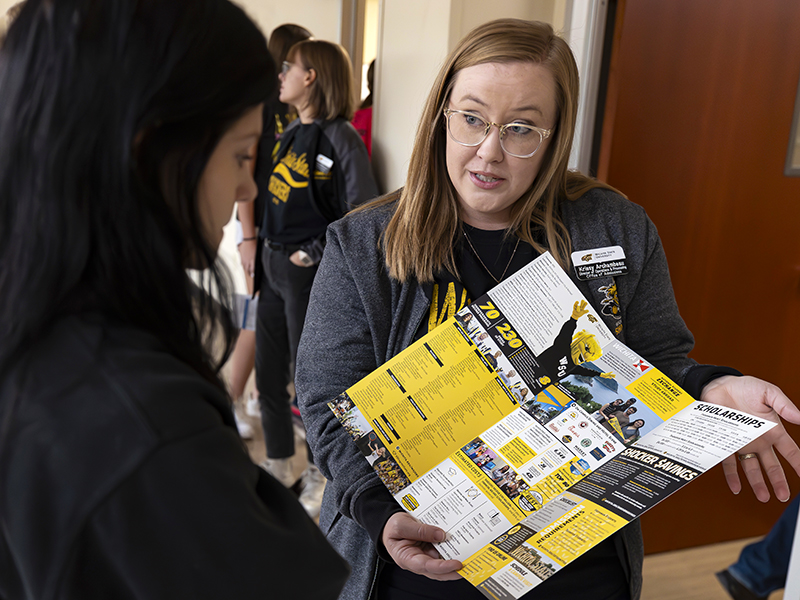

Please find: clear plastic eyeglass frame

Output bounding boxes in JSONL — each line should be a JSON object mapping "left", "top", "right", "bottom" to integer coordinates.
{"left": 443, "top": 108, "right": 552, "bottom": 159}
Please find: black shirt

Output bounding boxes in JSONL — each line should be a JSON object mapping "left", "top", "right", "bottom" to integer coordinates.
{"left": 263, "top": 122, "right": 329, "bottom": 244}
{"left": 416, "top": 224, "right": 538, "bottom": 340}
{"left": 0, "top": 314, "right": 350, "bottom": 599}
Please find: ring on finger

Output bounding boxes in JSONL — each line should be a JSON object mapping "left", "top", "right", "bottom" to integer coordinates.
{"left": 738, "top": 453, "right": 758, "bottom": 461}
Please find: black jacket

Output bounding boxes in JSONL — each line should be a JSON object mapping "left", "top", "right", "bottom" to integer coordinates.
{"left": 0, "top": 313, "right": 349, "bottom": 599}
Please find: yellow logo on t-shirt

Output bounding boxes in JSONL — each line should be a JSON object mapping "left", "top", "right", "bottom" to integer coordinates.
{"left": 269, "top": 150, "right": 309, "bottom": 204}
{"left": 427, "top": 282, "right": 470, "bottom": 333}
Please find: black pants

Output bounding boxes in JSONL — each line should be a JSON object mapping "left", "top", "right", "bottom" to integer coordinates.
{"left": 255, "top": 244, "right": 318, "bottom": 459}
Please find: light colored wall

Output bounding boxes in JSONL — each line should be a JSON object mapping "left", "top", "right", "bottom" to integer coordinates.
{"left": 449, "top": 0, "right": 559, "bottom": 45}
{"left": 0, "top": 0, "right": 16, "bottom": 17}
{"left": 0, "top": 0, "right": 342, "bottom": 44}
{"left": 359, "top": 0, "right": 379, "bottom": 100}
{"left": 364, "top": 0, "right": 380, "bottom": 64}
{"left": 371, "top": 0, "right": 454, "bottom": 194}
{"left": 235, "top": 0, "right": 340, "bottom": 43}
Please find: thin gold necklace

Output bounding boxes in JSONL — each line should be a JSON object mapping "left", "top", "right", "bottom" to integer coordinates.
{"left": 463, "top": 230, "right": 521, "bottom": 284}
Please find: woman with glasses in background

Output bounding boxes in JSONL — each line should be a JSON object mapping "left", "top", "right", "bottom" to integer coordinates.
{"left": 238, "top": 39, "right": 378, "bottom": 515}
{"left": 296, "top": 18, "right": 800, "bottom": 600}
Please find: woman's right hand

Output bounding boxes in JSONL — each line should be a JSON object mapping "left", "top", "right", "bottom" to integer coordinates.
{"left": 238, "top": 239, "right": 257, "bottom": 278}
{"left": 381, "top": 513, "right": 463, "bottom": 581}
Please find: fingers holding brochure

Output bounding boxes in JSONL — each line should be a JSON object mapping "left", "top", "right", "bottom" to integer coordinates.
{"left": 382, "top": 513, "right": 463, "bottom": 581}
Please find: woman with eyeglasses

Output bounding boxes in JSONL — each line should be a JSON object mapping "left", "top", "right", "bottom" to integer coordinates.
{"left": 296, "top": 18, "right": 800, "bottom": 600}
{"left": 238, "top": 39, "right": 378, "bottom": 511}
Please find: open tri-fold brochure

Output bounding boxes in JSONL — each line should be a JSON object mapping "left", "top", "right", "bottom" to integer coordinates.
{"left": 328, "top": 251, "right": 772, "bottom": 599}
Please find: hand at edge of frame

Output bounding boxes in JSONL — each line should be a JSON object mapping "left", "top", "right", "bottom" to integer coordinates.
{"left": 382, "top": 513, "right": 463, "bottom": 581}
{"left": 700, "top": 374, "right": 800, "bottom": 503}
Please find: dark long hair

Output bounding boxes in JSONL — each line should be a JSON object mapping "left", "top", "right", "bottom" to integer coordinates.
{"left": 0, "top": 0, "right": 275, "bottom": 388}
{"left": 268, "top": 23, "right": 313, "bottom": 66}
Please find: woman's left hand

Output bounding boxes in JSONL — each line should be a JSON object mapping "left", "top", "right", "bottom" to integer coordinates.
{"left": 700, "top": 375, "right": 800, "bottom": 502}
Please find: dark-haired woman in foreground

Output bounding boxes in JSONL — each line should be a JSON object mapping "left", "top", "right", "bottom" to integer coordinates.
{"left": 0, "top": 0, "right": 348, "bottom": 597}
{"left": 296, "top": 18, "right": 800, "bottom": 600}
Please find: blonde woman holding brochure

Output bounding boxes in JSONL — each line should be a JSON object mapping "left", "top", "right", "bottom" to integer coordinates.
{"left": 296, "top": 19, "right": 800, "bottom": 600}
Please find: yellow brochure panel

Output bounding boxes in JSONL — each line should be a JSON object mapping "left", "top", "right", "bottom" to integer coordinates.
{"left": 348, "top": 319, "right": 519, "bottom": 480}
{"left": 625, "top": 368, "right": 694, "bottom": 420}
{"left": 527, "top": 499, "right": 627, "bottom": 566}
{"left": 460, "top": 544, "right": 514, "bottom": 586}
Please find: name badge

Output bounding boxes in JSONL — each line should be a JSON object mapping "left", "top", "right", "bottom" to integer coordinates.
{"left": 571, "top": 246, "right": 628, "bottom": 280}
{"left": 315, "top": 154, "right": 334, "bottom": 174}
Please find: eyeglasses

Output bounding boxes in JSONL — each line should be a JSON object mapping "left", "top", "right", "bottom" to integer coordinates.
{"left": 443, "top": 108, "right": 552, "bottom": 159}
{"left": 281, "top": 61, "right": 293, "bottom": 75}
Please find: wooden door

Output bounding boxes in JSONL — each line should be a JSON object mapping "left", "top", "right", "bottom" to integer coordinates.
{"left": 599, "top": 0, "right": 800, "bottom": 553}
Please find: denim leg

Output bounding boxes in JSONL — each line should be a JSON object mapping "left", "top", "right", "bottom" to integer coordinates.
{"left": 728, "top": 494, "right": 800, "bottom": 596}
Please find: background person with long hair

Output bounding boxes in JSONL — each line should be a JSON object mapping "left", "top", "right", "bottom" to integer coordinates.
{"left": 296, "top": 18, "right": 800, "bottom": 600}
{"left": 239, "top": 39, "right": 377, "bottom": 517}
{"left": 0, "top": 0, "right": 348, "bottom": 597}
{"left": 238, "top": 22, "right": 314, "bottom": 285}
{"left": 265, "top": 24, "right": 316, "bottom": 151}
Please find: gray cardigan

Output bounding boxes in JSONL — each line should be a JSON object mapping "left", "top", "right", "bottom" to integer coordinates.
{"left": 296, "top": 188, "right": 699, "bottom": 600}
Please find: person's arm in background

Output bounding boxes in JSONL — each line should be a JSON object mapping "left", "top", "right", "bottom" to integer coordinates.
{"left": 237, "top": 134, "right": 263, "bottom": 279}
{"left": 331, "top": 122, "right": 378, "bottom": 211}
{"left": 237, "top": 201, "right": 258, "bottom": 279}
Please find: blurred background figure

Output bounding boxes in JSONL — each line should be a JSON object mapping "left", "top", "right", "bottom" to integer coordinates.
{"left": 0, "top": 1, "right": 23, "bottom": 39}
{"left": 264, "top": 23, "right": 315, "bottom": 155}
{"left": 230, "top": 23, "right": 314, "bottom": 438}
{"left": 238, "top": 38, "right": 378, "bottom": 518}
{"left": 716, "top": 494, "right": 800, "bottom": 600}
{"left": 351, "top": 58, "right": 374, "bottom": 157}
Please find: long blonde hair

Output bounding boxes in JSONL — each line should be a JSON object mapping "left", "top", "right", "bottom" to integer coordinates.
{"left": 374, "top": 19, "right": 618, "bottom": 283}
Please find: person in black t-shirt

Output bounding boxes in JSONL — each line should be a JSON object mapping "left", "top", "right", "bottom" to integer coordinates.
{"left": 238, "top": 39, "right": 377, "bottom": 517}
{"left": 227, "top": 25, "right": 313, "bottom": 435}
